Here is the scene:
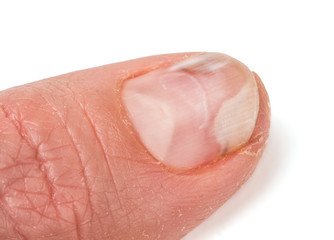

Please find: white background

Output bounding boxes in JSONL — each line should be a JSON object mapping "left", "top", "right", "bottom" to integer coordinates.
{"left": 0, "top": 1, "right": 333, "bottom": 239}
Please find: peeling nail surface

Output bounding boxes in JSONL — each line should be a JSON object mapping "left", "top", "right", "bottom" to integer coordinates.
{"left": 122, "top": 53, "right": 259, "bottom": 169}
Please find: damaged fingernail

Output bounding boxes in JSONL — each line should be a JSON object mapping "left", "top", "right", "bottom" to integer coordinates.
{"left": 121, "top": 53, "right": 259, "bottom": 169}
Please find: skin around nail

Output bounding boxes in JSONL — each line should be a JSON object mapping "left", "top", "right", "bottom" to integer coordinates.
{"left": 0, "top": 53, "right": 270, "bottom": 239}
{"left": 122, "top": 53, "right": 260, "bottom": 169}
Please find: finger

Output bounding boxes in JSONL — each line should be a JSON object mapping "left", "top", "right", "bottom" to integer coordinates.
{"left": 0, "top": 52, "right": 270, "bottom": 239}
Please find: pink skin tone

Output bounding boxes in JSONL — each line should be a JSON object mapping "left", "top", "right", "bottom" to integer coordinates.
{"left": 0, "top": 53, "right": 270, "bottom": 239}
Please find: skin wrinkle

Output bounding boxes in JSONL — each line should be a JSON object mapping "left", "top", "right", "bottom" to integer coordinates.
{"left": 64, "top": 74, "right": 142, "bottom": 235}
{"left": 63, "top": 82, "right": 123, "bottom": 228}
{"left": 38, "top": 84, "right": 101, "bottom": 235}
{"left": 66, "top": 82, "right": 133, "bottom": 236}
{"left": 0, "top": 86, "right": 101, "bottom": 238}
{"left": 0, "top": 202, "right": 26, "bottom": 240}
{"left": 0, "top": 106, "right": 32, "bottom": 239}
{"left": 12, "top": 106, "right": 69, "bottom": 227}
{"left": 72, "top": 207, "right": 82, "bottom": 240}
{"left": 52, "top": 79, "right": 142, "bottom": 237}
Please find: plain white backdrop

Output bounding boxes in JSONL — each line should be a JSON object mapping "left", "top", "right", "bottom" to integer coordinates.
{"left": 0, "top": 1, "right": 333, "bottom": 239}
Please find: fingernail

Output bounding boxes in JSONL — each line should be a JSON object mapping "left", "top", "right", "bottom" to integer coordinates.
{"left": 122, "top": 53, "right": 259, "bottom": 169}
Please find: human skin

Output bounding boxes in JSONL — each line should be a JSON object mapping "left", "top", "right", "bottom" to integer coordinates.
{"left": 0, "top": 53, "right": 270, "bottom": 239}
